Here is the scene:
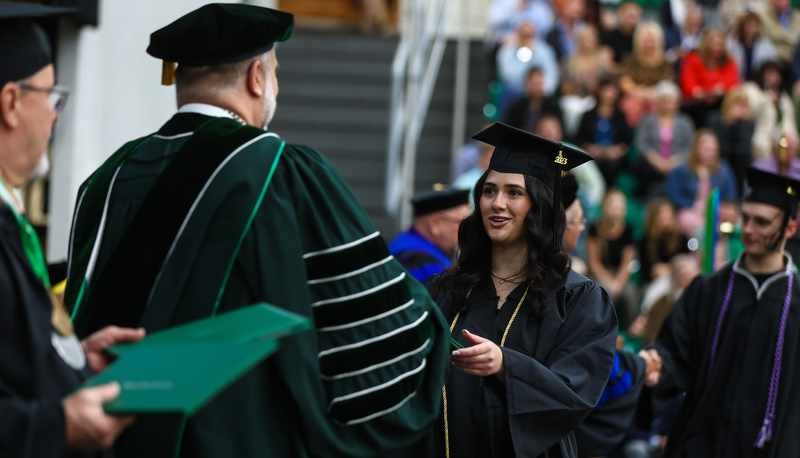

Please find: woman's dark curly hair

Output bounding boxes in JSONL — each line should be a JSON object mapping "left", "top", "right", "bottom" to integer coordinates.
{"left": 432, "top": 170, "right": 571, "bottom": 319}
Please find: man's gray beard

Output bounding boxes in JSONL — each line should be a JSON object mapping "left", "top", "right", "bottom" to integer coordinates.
{"left": 29, "top": 152, "right": 50, "bottom": 180}
{"left": 261, "top": 85, "right": 277, "bottom": 130}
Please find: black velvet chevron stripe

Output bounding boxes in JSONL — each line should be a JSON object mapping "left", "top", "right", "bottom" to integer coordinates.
{"left": 329, "top": 363, "right": 427, "bottom": 424}
{"left": 313, "top": 277, "right": 411, "bottom": 330}
{"left": 320, "top": 315, "right": 432, "bottom": 378}
{"left": 305, "top": 234, "right": 389, "bottom": 281}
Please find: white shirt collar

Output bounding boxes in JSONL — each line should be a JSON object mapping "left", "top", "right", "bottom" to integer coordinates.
{"left": 178, "top": 103, "right": 233, "bottom": 119}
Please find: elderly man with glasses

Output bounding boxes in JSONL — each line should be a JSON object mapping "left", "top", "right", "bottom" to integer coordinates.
{"left": 0, "top": 3, "right": 145, "bottom": 456}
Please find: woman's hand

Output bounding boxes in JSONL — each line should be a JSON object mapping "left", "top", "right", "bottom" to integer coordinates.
{"left": 450, "top": 330, "right": 505, "bottom": 381}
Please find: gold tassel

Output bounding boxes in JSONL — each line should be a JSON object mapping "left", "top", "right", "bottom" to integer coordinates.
{"left": 50, "top": 290, "right": 74, "bottom": 337}
{"left": 161, "top": 60, "right": 176, "bottom": 86}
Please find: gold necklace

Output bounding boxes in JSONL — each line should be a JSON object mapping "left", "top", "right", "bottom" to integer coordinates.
{"left": 491, "top": 269, "right": 524, "bottom": 284}
{"left": 442, "top": 285, "right": 529, "bottom": 458}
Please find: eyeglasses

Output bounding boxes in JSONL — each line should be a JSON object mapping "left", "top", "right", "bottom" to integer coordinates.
{"left": 567, "top": 217, "right": 587, "bottom": 228}
{"left": 17, "top": 83, "right": 70, "bottom": 112}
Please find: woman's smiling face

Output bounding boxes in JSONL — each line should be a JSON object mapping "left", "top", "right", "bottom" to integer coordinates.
{"left": 480, "top": 171, "right": 533, "bottom": 248}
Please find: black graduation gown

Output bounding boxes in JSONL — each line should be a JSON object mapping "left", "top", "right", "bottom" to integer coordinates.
{"left": 0, "top": 206, "right": 97, "bottom": 458}
{"left": 642, "top": 255, "right": 800, "bottom": 457}
{"left": 425, "top": 271, "right": 618, "bottom": 458}
{"left": 573, "top": 349, "right": 646, "bottom": 458}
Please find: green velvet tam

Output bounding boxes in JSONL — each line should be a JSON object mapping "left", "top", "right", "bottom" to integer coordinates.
{"left": 147, "top": 3, "right": 294, "bottom": 67}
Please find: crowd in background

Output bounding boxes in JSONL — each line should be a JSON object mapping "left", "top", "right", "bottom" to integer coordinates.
{"left": 449, "top": 0, "right": 800, "bottom": 454}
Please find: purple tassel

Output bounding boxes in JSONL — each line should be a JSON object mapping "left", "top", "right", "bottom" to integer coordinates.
{"left": 754, "top": 417, "right": 773, "bottom": 449}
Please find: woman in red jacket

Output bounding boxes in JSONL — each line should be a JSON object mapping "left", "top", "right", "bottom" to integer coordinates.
{"left": 679, "top": 28, "right": 740, "bottom": 128}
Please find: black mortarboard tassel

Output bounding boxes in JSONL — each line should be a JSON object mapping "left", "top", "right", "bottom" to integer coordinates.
{"left": 147, "top": 4, "right": 294, "bottom": 85}
{"left": 472, "top": 122, "right": 594, "bottom": 249}
{"left": 744, "top": 166, "right": 800, "bottom": 219}
{"left": 0, "top": 2, "right": 74, "bottom": 86}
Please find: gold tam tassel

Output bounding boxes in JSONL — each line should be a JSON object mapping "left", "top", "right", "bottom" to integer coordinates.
{"left": 161, "top": 61, "right": 176, "bottom": 86}
{"left": 50, "top": 290, "right": 74, "bottom": 337}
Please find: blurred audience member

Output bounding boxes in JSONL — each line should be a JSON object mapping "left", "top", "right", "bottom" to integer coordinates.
{"left": 497, "top": 21, "right": 559, "bottom": 110}
{"left": 454, "top": 137, "right": 494, "bottom": 191}
{"left": 565, "top": 24, "right": 613, "bottom": 95}
{"left": 359, "top": 0, "right": 391, "bottom": 35}
{"left": 666, "top": 129, "right": 738, "bottom": 237}
{"left": 619, "top": 22, "right": 675, "bottom": 127}
{"left": 536, "top": 114, "right": 607, "bottom": 221}
{"left": 561, "top": 24, "right": 613, "bottom": 138}
{"left": 792, "top": 41, "right": 800, "bottom": 90}
{"left": 503, "top": 67, "right": 564, "bottom": 132}
{"left": 600, "top": 1, "right": 642, "bottom": 69}
{"left": 587, "top": 189, "right": 639, "bottom": 327}
{"left": 680, "top": 29, "right": 740, "bottom": 129}
{"left": 451, "top": 124, "right": 493, "bottom": 182}
{"left": 546, "top": 0, "right": 587, "bottom": 63}
{"left": 634, "top": 80, "right": 695, "bottom": 197}
{"left": 488, "top": 0, "right": 555, "bottom": 46}
{"left": 743, "top": 60, "right": 799, "bottom": 159}
{"left": 639, "top": 198, "right": 690, "bottom": 286}
{"left": 388, "top": 188, "right": 470, "bottom": 282}
{"left": 707, "top": 87, "right": 756, "bottom": 192}
{"left": 727, "top": 12, "right": 778, "bottom": 82}
{"left": 663, "top": 5, "right": 704, "bottom": 66}
{"left": 719, "top": 0, "right": 769, "bottom": 31}
{"left": 752, "top": 131, "right": 800, "bottom": 179}
{"left": 695, "top": 0, "right": 723, "bottom": 28}
{"left": 576, "top": 76, "right": 633, "bottom": 187}
{"left": 562, "top": 174, "right": 590, "bottom": 274}
{"left": 629, "top": 253, "right": 699, "bottom": 346}
{"left": 755, "top": 0, "right": 800, "bottom": 64}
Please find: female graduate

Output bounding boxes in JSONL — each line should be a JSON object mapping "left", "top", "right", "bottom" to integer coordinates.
{"left": 424, "top": 123, "right": 618, "bottom": 457}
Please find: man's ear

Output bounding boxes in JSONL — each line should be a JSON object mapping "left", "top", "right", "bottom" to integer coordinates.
{"left": 0, "top": 82, "right": 21, "bottom": 129}
{"left": 246, "top": 59, "right": 265, "bottom": 98}
{"left": 786, "top": 217, "right": 798, "bottom": 239}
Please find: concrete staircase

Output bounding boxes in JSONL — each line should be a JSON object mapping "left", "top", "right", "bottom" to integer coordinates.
{"left": 269, "top": 30, "right": 489, "bottom": 239}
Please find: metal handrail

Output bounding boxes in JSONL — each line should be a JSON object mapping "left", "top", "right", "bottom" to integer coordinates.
{"left": 385, "top": 0, "right": 452, "bottom": 230}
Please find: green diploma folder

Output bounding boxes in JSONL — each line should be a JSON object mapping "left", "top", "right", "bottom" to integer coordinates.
{"left": 80, "top": 303, "right": 310, "bottom": 415}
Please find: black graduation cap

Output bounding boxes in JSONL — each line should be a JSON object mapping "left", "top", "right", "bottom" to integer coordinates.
{"left": 472, "top": 122, "right": 594, "bottom": 248}
{"left": 0, "top": 2, "right": 74, "bottom": 86}
{"left": 744, "top": 166, "right": 800, "bottom": 219}
{"left": 147, "top": 3, "right": 294, "bottom": 85}
{"left": 412, "top": 187, "right": 470, "bottom": 217}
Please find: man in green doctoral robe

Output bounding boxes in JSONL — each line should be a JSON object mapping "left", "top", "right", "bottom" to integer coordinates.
{"left": 64, "top": 4, "right": 450, "bottom": 457}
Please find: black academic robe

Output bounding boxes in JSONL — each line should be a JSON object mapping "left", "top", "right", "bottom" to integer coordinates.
{"left": 642, "top": 254, "right": 800, "bottom": 457}
{"left": 0, "top": 206, "right": 97, "bottom": 458}
{"left": 574, "top": 349, "right": 646, "bottom": 458}
{"left": 423, "top": 271, "right": 617, "bottom": 458}
{"left": 65, "top": 111, "right": 449, "bottom": 458}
